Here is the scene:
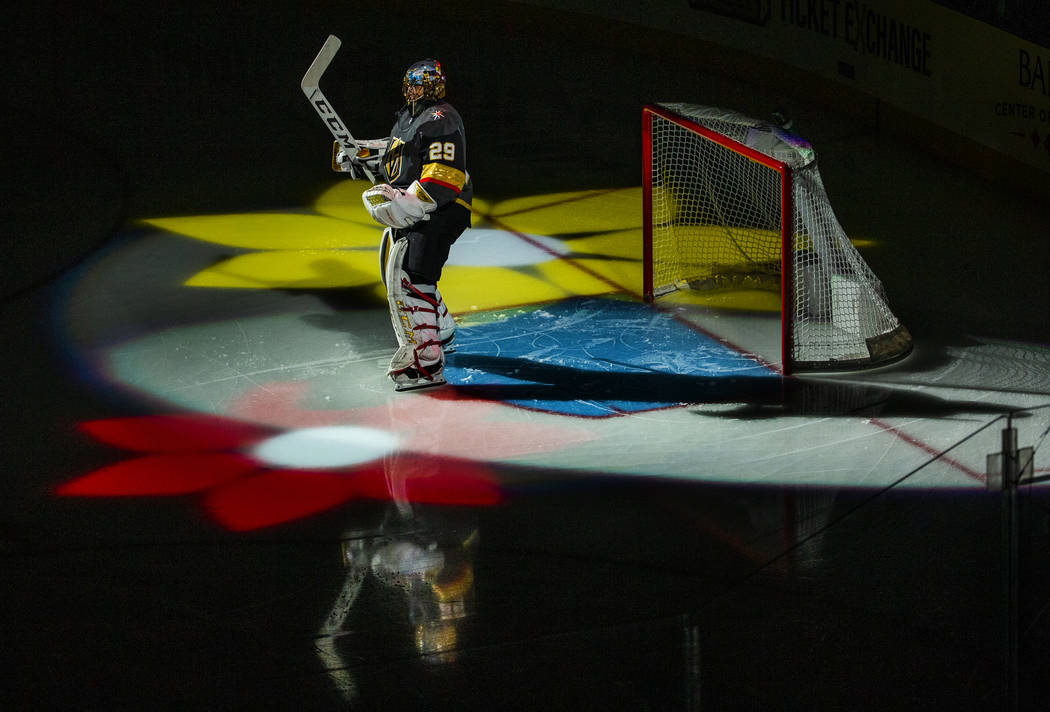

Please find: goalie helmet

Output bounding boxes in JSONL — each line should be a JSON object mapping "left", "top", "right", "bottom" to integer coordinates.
{"left": 402, "top": 59, "right": 446, "bottom": 103}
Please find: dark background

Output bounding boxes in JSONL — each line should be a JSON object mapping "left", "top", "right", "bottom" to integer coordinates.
{"left": 2, "top": 4, "right": 1050, "bottom": 710}
{"left": 6, "top": 0, "right": 1046, "bottom": 303}
{"left": 931, "top": 0, "right": 1049, "bottom": 45}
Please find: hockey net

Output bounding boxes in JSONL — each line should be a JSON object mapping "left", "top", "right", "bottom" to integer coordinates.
{"left": 642, "top": 103, "right": 911, "bottom": 373}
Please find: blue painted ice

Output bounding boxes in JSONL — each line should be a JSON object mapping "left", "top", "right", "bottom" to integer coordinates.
{"left": 445, "top": 297, "right": 780, "bottom": 417}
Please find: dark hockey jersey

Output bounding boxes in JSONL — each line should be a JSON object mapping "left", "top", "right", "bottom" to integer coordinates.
{"left": 381, "top": 100, "right": 472, "bottom": 210}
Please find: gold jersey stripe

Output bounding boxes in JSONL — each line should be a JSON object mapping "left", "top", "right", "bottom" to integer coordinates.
{"left": 420, "top": 162, "right": 467, "bottom": 189}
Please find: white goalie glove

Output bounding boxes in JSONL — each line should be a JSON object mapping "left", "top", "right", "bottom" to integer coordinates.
{"left": 332, "top": 139, "right": 388, "bottom": 178}
{"left": 362, "top": 180, "right": 438, "bottom": 229}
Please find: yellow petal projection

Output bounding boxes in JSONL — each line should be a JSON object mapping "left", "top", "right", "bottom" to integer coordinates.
{"left": 571, "top": 255, "right": 643, "bottom": 298}
{"left": 184, "top": 248, "right": 384, "bottom": 294}
{"left": 143, "top": 212, "right": 381, "bottom": 250}
{"left": 568, "top": 228, "right": 644, "bottom": 261}
{"left": 487, "top": 188, "right": 641, "bottom": 236}
{"left": 141, "top": 175, "right": 869, "bottom": 313}
{"left": 145, "top": 181, "right": 643, "bottom": 305}
{"left": 440, "top": 260, "right": 620, "bottom": 313}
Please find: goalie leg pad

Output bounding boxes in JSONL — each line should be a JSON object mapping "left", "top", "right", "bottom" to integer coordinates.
{"left": 395, "top": 226, "right": 458, "bottom": 353}
{"left": 384, "top": 238, "right": 445, "bottom": 391}
{"left": 434, "top": 287, "right": 456, "bottom": 353}
{"left": 382, "top": 228, "right": 453, "bottom": 350}
{"left": 379, "top": 227, "right": 394, "bottom": 287}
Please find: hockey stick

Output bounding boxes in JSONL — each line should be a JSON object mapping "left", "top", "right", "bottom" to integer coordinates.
{"left": 301, "top": 34, "right": 376, "bottom": 184}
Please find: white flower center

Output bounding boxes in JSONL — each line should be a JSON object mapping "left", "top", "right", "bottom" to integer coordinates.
{"left": 252, "top": 426, "right": 399, "bottom": 469}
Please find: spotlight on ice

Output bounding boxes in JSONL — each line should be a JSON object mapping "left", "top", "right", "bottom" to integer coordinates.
{"left": 252, "top": 426, "right": 400, "bottom": 469}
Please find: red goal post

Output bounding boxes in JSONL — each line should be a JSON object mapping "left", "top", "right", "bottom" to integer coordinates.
{"left": 641, "top": 103, "right": 911, "bottom": 375}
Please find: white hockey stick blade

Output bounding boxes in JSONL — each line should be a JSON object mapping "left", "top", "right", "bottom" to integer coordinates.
{"left": 301, "top": 34, "right": 375, "bottom": 183}
{"left": 301, "top": 34, "right": 341, "bottom": 93}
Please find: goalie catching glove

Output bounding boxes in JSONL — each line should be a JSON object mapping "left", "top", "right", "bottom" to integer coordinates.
{"left": 362, "top": 180, "right": 437, "bottom": 229}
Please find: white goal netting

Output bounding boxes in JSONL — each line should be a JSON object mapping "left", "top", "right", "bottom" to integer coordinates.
{"left": 645, "top": 103, "right": 911, "bottom": 371}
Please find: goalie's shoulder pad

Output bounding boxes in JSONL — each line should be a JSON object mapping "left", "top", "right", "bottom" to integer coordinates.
{"left": 417, "top": 102, "right": 463, "bottom": 137}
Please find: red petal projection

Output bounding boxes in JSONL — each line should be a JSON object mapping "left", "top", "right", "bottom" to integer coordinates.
{"left": 202, "top": 467, "right": 380, "bottom": 532}
{"left": 56, "top": 453, "right": 258, "bottom": 496}
{"left": 59, "top": 415, "right": 504, "bottom": 531}
{"left": 79, "top": 414, "right": 273, "bottom": 453}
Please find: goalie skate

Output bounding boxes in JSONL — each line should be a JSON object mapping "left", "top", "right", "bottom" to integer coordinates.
{"left": 389, "top": 351, "right": 446, "bottom": 392}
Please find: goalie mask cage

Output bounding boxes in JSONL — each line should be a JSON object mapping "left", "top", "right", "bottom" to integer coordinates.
{"left": 642, "top": 103, "right": 911, "bottom": 374}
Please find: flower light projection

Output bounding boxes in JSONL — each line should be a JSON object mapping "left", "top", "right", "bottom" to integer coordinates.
{"left": 83, "top": 181, "right": 684, "bottom": 428}
{"left": 143, "top": 180, "right": 647, "bottom": 305}
{"left": 51, "top": 173, "right": 1035, "bottom": 506}
{"left": 56, "top": 413, "right": 505, "bottom": 531}
{"left": 98, "top": 179, "right": 780, "bottom": 418}
{"left": 65, "top": 177, "right": 910, "bottom": 530}
{"left": 56, "top": 183, "right": 659, "bottom": 528}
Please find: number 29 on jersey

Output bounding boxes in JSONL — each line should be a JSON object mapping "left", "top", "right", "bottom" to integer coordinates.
{"left": 428, "top": 141, "right": 455, "bottom": 161}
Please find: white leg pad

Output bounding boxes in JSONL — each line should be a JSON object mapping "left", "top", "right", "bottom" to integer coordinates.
{"left": 383, "top": 237, "right": 445, "bottom": 391}
{"left": 381, "top": 228, "right": 456, "bottom": 354}
{"left": 379, "top": 228, "right": 394, "bottom": 286}
{"left": 434, "top": 287, "right": 456, "bottom": 353}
